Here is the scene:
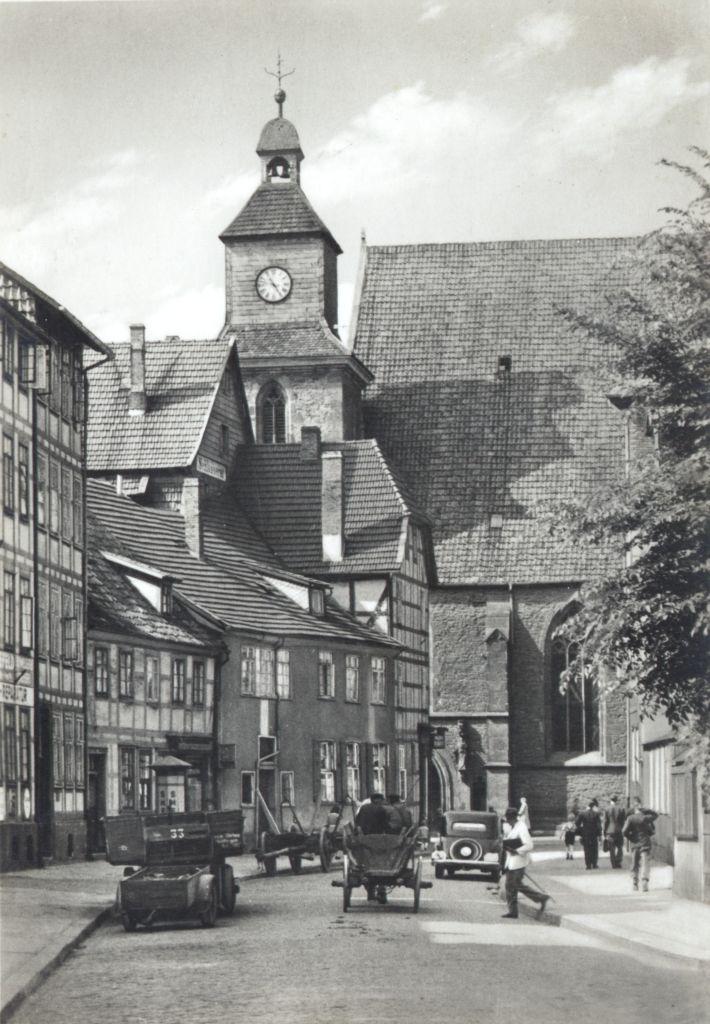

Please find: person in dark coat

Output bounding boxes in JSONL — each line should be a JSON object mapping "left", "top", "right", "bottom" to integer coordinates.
{"left": 603, "top": 795, "right": 626, "bottom": 869}
{"left": 386, "top": 793, "right": 413, "bottom": 833}
{"left": 576, "top": 798, "right": 602, "bottom": 869}
{"left": 622, "top": 798, "right": 658, "bottom": 892}
{"left": 355, "top": 793, "right": 390, "bottom": 834}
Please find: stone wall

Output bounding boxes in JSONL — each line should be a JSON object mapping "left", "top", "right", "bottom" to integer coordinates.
{"left": 243, "top": 365, "right": 351, "bottom": 443}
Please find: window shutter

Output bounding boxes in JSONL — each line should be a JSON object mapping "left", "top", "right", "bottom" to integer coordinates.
{"left": 313, "top": 740, "right": 321, "bottom": 803}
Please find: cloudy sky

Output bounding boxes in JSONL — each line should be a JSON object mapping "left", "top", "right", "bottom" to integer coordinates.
{"left": 0, "top": 0, "right": 707, "bottom": 342}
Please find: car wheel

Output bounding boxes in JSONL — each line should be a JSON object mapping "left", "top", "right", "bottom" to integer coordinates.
{"left": 434, "top": 864, "right": 445, "bottom": 880}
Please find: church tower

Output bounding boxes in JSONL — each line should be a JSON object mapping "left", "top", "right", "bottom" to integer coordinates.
{"left": 219, "top": 79, "right": 371, "bottom": 444}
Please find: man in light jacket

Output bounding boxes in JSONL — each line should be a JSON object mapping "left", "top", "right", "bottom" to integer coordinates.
{"left": 502, "top": 807, "right": 549, "bottom": 919}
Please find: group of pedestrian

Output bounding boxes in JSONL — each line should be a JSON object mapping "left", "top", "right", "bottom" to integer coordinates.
{"left": 559, "top": 795, "right": 659, "bottom": 892}
{"left": 354, "top": 792, "right": 414, "bottom": 836}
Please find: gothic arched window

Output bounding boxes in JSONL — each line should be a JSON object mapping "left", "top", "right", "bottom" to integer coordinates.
{"left": 549, "top": 625, "right": 599, "bottom": 754}
{"left": 258, "top": 382, "right": 287, "bottom": 444}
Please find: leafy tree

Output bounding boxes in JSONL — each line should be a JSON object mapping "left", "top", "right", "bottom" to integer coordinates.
{"left": 552, "top": 148, "right": 709, "bottom": 766}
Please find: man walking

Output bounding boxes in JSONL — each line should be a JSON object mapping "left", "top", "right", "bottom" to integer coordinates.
{"left": 622, "top": 798, "right": 658, "bottom": 892}
{"left": 603, "top": 795, "right": 626, "bottom": 869}
{"left": 501, "top": 807, "right": 549, "bottom": 919}
{"left": 576, "top": 799, "right": 602, "bottom": 869}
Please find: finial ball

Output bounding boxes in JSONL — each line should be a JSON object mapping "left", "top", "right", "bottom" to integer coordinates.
{"left": 275, "top": 88, "right": 286, "bottom": 104}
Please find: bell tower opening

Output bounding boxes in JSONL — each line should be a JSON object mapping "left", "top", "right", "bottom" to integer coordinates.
{"left": 266, "top": 156, "right": 291, "bottom": 182}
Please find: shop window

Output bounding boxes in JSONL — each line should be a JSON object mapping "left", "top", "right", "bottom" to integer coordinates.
{"left": 192, "top": 660, "right": 205, "bottom": 706}
{"left": 94, "top": 647, "right": 109, "bottom": 696}
{"left": 318, "top": 651, "right": 334, "bottom": 699}
{"left": 171, "top": 659, "right": 186, "bottom": 704}
{"left": 345, "top": 655, "right": 360, "bottom": 702}
{"left": 276, "top": 649, "right": 290, "bottom": 699}
{"left": 371, "top": 657, "right": 386, "bottom": 704}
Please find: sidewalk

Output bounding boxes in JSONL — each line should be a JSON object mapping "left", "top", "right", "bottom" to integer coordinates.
{"left": 0, "top": 854, "right": 263, "bottom": 1021}
{"left": 515, "top": 839, "right": 710, "bottom": 970}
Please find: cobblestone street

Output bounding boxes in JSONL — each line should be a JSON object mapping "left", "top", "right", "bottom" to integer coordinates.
{"left": 10, "top": 860, "right": 708, "bottom": 1024}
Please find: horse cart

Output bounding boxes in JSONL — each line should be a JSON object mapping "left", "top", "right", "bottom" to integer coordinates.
{"left": 255, "top": 793, "right": 353, "bottom": 875}
{"left": 332, "top": 827, "right": 432, "bottom": 912}
{"left": 104, "top": 810, "right": 243, "bottom": 931}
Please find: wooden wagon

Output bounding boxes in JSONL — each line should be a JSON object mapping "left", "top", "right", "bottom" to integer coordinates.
{"left": 105, "top": 810, "right": 243, "bottom": 931}
{"left": 332, "top": 827, "right": 433, "bottom": 912}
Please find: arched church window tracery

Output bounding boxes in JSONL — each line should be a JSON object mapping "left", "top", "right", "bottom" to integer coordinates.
{"left": 258, "top": 382, "right": 287, "bottom": 444}
{"left": 548, "top": 610, "right": 600, "bottom": 754}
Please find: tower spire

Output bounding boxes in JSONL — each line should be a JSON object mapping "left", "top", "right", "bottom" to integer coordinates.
{"left": 265, "top": 51, "right": 295, "bottom": 118}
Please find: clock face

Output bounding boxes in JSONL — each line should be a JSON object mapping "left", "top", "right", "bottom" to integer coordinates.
{"left": 256, "top": 266, "right": 292, "bottom": 303}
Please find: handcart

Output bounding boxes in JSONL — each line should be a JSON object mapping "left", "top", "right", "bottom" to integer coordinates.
{"left": 332, "top": 827, "right": 433, "bottom": 912}
{"left": 105, "top": 809, "right": 243, "bottom": 931}
{"left": 256, "top": 791, "right": 342, "bottom": 875}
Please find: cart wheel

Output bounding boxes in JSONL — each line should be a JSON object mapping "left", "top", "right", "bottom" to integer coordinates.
{"left": 121, "top": 913, "right": 137, "bottom": 932}
{"left": 319, "top": 827, "right": 334, "bottom": 872}
{"left": 342, "top": 858, "right": 351, "bottom": 913}
{"left": 434, "top": 864, "right": 445, "bottom": 880}
{"left": 413, "top": 858, "right": 423, "bottom": 913}
{"left": 201, "top": 881, "right": 218, "bottom": 928}
{"left": 221, "top": 864, "right": 236, "bottom": 915}
{"left": 288, "top": 854, "right": 302, "bottom": 874}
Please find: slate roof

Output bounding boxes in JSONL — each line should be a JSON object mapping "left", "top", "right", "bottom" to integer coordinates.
{"left": 219, "top": 182, "right": 341, "bottom": 253}
{"left": 85, "top": 336, "right": 232, "bottom": 472}
{"left": 352, "top": 239, "right": 636, "bottom": 585}
{"left": 223, "top": 320, "right": 349, "bottom": 361}
{"left": 87, "top": 479, "right": 398, "bottom": 648}
{"left": 236, "top": 439, "right": 426, "bottom": 576}
{"left": 87, "top": 514, "right": 218, "bottom": 648}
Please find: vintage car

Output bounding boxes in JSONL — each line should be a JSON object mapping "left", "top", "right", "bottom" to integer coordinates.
{"left": 430, "top": 810, "right": 502, "bottom": 881}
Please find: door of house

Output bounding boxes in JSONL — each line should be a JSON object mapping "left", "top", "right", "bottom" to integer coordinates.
{"left": 87, "top": 751, "right": 106, "bottom": 854}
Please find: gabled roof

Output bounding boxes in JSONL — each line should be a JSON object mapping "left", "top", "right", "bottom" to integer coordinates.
{"left": 87, "top": 479, "right": 399, "bottom": 648}
{"left": 0, "top": 260, "right": 112, "bottom": 357}
{"left": 85, "top": 336, "right": 236, "bottom": 472}
{"left": 87, "top": 514, "right": 218, "bottom": 648}
{"left": 219, "top": 182, "right": 341, "bottom": 253}
{"left": 236, "top": 439, "right": 426, "bottom": 576}
{"left": 352, "top": 238, "right": 636, "bottom": 585}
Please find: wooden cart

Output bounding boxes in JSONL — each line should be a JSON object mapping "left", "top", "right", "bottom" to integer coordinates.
{"left": 255, "top": 791, "right": 347, "bottom": 875}
{"left": 105, "top": 810, "right": 243, "bottom": 931}
{"left": 332, "top": 828, "right": 433, "bottom": 912}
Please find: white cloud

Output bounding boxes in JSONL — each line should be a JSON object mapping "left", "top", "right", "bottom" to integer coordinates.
{"left": 201, "top": 170, "right": 255, "bottom": 218}
{"left": 86, "top": 283, "right": 224, "bottom": 343}
{"left": 490, "top": 11, "right": 575, "bottom": 71}
{"left": 419, "top": 2, "right": 447, "bottom": 23}
{"left": 535, "top": 56, "right": 710, "bottom": 164}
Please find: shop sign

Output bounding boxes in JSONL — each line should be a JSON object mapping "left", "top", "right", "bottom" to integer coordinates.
{"left": 0, "top": 680, "right": 34, "bottom": 707}
{"left": 195, "top": 454, "right": 226, "bottom": 481}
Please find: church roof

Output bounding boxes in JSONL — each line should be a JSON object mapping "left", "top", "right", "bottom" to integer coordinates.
{"left": 87, "top": 479, "right": 399, "bottom": 648}
{"left": 85, "top": 336, "right": 233, "bottom": 472}
{"left": 219, "top": 182, "right": 342, "bottom": 254}
{"left": 352, "top": 238, "right": 637, "bottom": 586}
{"left": 236, "top": 438, "right": 427, "bottom": 576}
{"left": 257, "top": 116, "right": 303, "bottom": 155}
{"left": 223, "top": 320, "right": 350, "bottom": 362}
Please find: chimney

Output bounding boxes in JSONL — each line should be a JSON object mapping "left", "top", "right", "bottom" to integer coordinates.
{"left": 182, "top": 476, "right": 202, "bottom": 557}
{"left": 300, "top": 425, "right": 321, "bottom": 461}
{"left": 321, "top": 450, "right": 343, "bottom": 563}
{"left": 128, "top": 324, "right": 147, "bottom": 416}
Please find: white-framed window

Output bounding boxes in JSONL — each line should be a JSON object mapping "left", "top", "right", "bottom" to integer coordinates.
{"left": 319, "top": 740, "right": 336, "bottom": 802}
{"left": 318, "top": 651, "right": 334, "bottom": 699}
{"left": 241, "top": 645, "right": 256, "bottom": 695}
{"left": 345, "top": 742, "right": 361, "bottom": 801}
{"left": 240, "top": 771, "right": 255, "bottom": 806}
{"left": 192, "top": 660, "right": 205, "bottom": 705}
{"left": 118, "top": 650, "right": 134, "bottom": 699}
{"left": 398, "top": 744, "right": 407, "bottom": 800}
{"left": 345, "top": 655, "right": 360, "bottom": 702}
{"left": 255, "top": 647, "right": 274, "bottom": 697}
{"left": 372, "top": 743, "right": 388, "bottom": 793}
{"left": 281, "top": 771, "right": 295, "bottom": 806}
{"left": 276, "top": 648, "right": 290, "bottom": 698}
{"left": 94, "top": 647, "right": 109, "bottom": 696}
{"left": 171, "top": 658, "right": 186, "bottom": 704}
{"left": 371, "top": 656, "right": 386, "bottom": 704}
{"left": 146, "top": 656, "right": 159, "bottom": 703}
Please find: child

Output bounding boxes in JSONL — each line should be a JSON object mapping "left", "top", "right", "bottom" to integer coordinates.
{"left": 557, "top": 813, "right": 577, "bottom": 859}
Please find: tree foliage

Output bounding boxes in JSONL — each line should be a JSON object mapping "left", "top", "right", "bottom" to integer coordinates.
{"left": 552, "top": 148, "right": 709, "bottom": 747}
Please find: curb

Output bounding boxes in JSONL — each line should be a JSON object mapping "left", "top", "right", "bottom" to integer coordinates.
{"left": 0, "top": 905, "right": 114, "bottom": 1024}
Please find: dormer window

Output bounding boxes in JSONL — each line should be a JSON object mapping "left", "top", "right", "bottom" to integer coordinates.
{"left": 497, "top": 355, "right": 512, "bottom": 376}
{"left": 267, "top": 156, "right": 290, "bottom": 181}
{"left": 310, "top": 588, "right": 325, "bottom": 617}
{"left": 161, "top": 583, "right": 173, "bottom": 616}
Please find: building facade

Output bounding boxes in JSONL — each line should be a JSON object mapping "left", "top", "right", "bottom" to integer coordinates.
{"left": 1, "top": 262, "right": 111, "bottom": 869}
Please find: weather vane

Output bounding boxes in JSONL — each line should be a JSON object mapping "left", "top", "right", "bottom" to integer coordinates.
{"left": 265, "top": 51, "right": 295, "bottom": 117}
